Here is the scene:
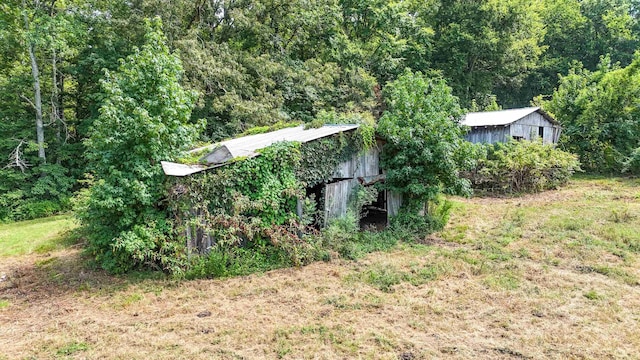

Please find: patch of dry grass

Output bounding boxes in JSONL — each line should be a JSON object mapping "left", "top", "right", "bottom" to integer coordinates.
{"left": 1, "top": 177, "right": 640, "bottom": 359}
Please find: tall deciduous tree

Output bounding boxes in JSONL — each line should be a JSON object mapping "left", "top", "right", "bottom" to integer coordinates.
{"left": 429, "top": 0, "right": 545, "bottom": 107}
{"left": 543, "top": 53, "right": 640, "bottom": 173}
{"left": 80, "top": 18, "right": 202, "bottom": 272}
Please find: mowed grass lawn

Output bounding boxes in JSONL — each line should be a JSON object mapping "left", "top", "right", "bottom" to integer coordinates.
{"left": 0, "top": 215, "right": 78, "bottom": 257}
{"left": 1, "top": 177, "right": 640, "bottom": 359}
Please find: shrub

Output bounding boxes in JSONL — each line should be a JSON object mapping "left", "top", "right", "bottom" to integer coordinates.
{"left": 623, "top": 147, "right": 640, "bottom": 175}
{"left": 378, "top": 70, "right": 473, "bottom": 235}
{"left": 466, "top": 139, "right": 581, "bottom": 193}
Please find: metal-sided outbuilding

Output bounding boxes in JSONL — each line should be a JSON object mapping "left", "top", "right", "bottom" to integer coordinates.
{"left": 462, "top": 107, "right": 561, "bottom": 144}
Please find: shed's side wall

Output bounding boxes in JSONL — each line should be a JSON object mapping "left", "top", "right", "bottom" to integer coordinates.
{"left": 333, "top": 145, "right": 381, "bottom": 178}
{"left": 387, "top": 191, "right": 403, "bottom": 220}
{"left": 324, "top": 179, "right": 359, "bottom": 225}
{"left": 465, "top": 111, "right": 561, "bottom": 145}
{"left": 465, "top": 126, "right": 511, "bottom": 144}
{"left": 509, "top": 112, "right": 558, "bottom": 144}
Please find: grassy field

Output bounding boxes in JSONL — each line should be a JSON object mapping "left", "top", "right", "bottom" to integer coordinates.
{"left": 1, "top": 177, "right": 639, "bottom": 359}
{"left": 0, "top": 215, "right": 78, "bottom": 257}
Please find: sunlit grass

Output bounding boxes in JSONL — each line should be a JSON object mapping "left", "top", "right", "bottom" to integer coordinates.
{"left": 0, "top": 215, "right": 78, "bottom": 257}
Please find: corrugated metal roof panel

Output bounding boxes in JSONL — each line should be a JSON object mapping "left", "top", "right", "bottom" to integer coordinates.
{"left": 462, "top": 107, "right": 541, "bottom": 127}
{"left": 161, "top": 161, "right": 206, "bottom": 177}
{"left": 190, "top": 124, "right": 359, "bottom": 159}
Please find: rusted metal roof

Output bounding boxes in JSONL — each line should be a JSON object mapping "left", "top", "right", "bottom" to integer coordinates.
{"left": 162, "top": 124, "right": 359, "bottom": 177}
{"left": 462, "top": 107, "right": 558, "bottom": 127}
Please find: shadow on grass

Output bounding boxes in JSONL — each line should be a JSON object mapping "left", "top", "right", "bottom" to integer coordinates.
{"left": 0, "top": 229, "right": 170, "bottom": 304}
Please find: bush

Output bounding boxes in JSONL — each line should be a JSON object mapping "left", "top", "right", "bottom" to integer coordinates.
{"left": 184, "top": 244, "right": 293, "bottom": 280}
{"left": 466, "top": 139, "right": 581, "bottom": 193}
{"left": 623, "top": 147, "right": 640, "bottom": 175}
{"left": 390, "top": 196, "right": 453, "bottom": 234}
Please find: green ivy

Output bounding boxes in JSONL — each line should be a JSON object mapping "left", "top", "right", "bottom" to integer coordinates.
{"left": 172, "top": 131, "right": 366, "bottom": 268}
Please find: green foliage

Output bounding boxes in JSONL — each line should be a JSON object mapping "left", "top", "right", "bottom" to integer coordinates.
{"left": 623, "top": 147, "right": 640, "bottom": 175}
{"left": 390, "top": 197, "right": 453, "bottom": 234}
{"left": 0, "top": 164, "right": 74, "bottom": 222}
{"left": 378, "top": 70, "right": 472, "bottom": 233}
{"left": 2, "top": 0, "right": 640, "bottom": 229}
{"left": 430, "top": 0, "right": 546, "bottom": 107}
{"left": 79, "top": 18, "right": 200, "bottom": 273}
{"left": 241, "top": 121, "right": 302, "bottom": 136}
{"left": 175, "top": 141, "right": 315, "bottom": 267}
{"left": 544, "top": 53, "right": 640, "bottom": 173}
{"left": 184, "top": 244, "right": 294, "bottom": 280}
{"left": 466, "top": 139, "right": 581, "bottom": 193}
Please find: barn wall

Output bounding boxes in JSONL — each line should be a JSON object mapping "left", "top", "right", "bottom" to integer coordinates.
{"left": 510, "top": 112, "right": 558, "bottom": 144}
{"left": 465, "top": 126, "right": 511, "bottom": 144}
{"left": 333, "top": 146, "right": 380, "bottom": 178}
{"left": 324, "top": 179, "right": 359, "bottom": 225}
{"left": 387, "top": 191, "right": 403, "bottom": 220}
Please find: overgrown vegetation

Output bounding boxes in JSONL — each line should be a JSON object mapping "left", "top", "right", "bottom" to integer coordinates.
{"left": 2, "top": 0, "right": 639, "bottom": 222}
{"left": 77, "top": 19, "right": 201, "bottom": 273}
{"left": 378, "top": 70, "right": 474, "bottom": 233}
{"left": 543, "top": 52, "right": 640, "bottom": 174}
{"left": 174, "top": 112, "right": 380, "bottom": 278}
{"left": 466, "top": 139, "right": 581, "bottom": 194}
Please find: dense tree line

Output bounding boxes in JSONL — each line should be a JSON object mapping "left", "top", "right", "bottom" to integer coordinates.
{"left": 1, "top": 0, "right": 639, "bottom": 221}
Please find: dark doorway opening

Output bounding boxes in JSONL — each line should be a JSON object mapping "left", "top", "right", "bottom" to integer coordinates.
{"left": 359, "top": 188, "right": 387, "bottom": 231}
{"left": 305, "top": 183, "right": 325, "bottom": 229}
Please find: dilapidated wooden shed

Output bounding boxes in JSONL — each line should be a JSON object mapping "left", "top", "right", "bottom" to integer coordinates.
{"left": 161, "top": 125, "right": 401, "bottom": 253}
{"left": 462, "top": 107, "right": 561, "bottom": 145}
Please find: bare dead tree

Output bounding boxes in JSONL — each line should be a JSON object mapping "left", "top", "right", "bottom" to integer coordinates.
{"left": 22, "top": 0, "right": 46, "bottom": 164}
{"left": 4, "top": 140, "right": 30, "bottom": 172}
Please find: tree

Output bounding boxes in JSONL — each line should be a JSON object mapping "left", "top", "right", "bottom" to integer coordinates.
{"left": 378, "top": 70, "right": 473, "bottom": 230}
{"left": 429, "top": 0, "right": 545, "bottom": 107}
{"left": 543, "top": 53, "right": 640, "bottom": 173}
{"left": 517, "top": 0, "right": 640, "bottom": 104}
{"left": 80, "top": 17, "right": 202, "bottom": 273}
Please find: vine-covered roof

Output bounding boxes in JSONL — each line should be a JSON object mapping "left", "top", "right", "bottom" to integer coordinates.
{"left": 162, "top": 124, "right": 359, "bottom": 177}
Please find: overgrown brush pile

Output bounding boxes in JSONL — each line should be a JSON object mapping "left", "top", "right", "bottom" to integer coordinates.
{"left": 466, "top": 140, "right": 581, "bottom": 194}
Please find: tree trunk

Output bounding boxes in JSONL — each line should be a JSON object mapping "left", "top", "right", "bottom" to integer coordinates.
{"left": 28, "top": 41, "right": 46, "bottom": 164}
{"left": 23, "top": 0, "right": 46, "bottom": 164}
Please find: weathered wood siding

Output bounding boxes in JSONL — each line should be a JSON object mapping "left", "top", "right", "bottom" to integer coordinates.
{"left": 387, "top": 191, "right": 402, "bottom": 221}
{"left": 324, "top": 179, "right": 359, "bottom": 224}
{"left": 465, "top": 112, "right": 561, "bottom": 145}
{"left": 509, "top": 112, "right": 559, "bottom": 144}
{"left": 464, "top": 126, "right": 510, "bottom": 144}
{"left": 333, "top": 146, "right": 380, "bottom": 179}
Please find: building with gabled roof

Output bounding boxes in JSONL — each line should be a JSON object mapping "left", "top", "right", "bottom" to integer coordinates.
{"left": 462, "top": 107, "right": 561, "bottom": 144}
{"left": 163, "top": 124, "right": 401, "bottom": 253}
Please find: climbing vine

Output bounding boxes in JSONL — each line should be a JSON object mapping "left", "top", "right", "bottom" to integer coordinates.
{"left": 170, "top": 130, "right": 370, "bottom": 268}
